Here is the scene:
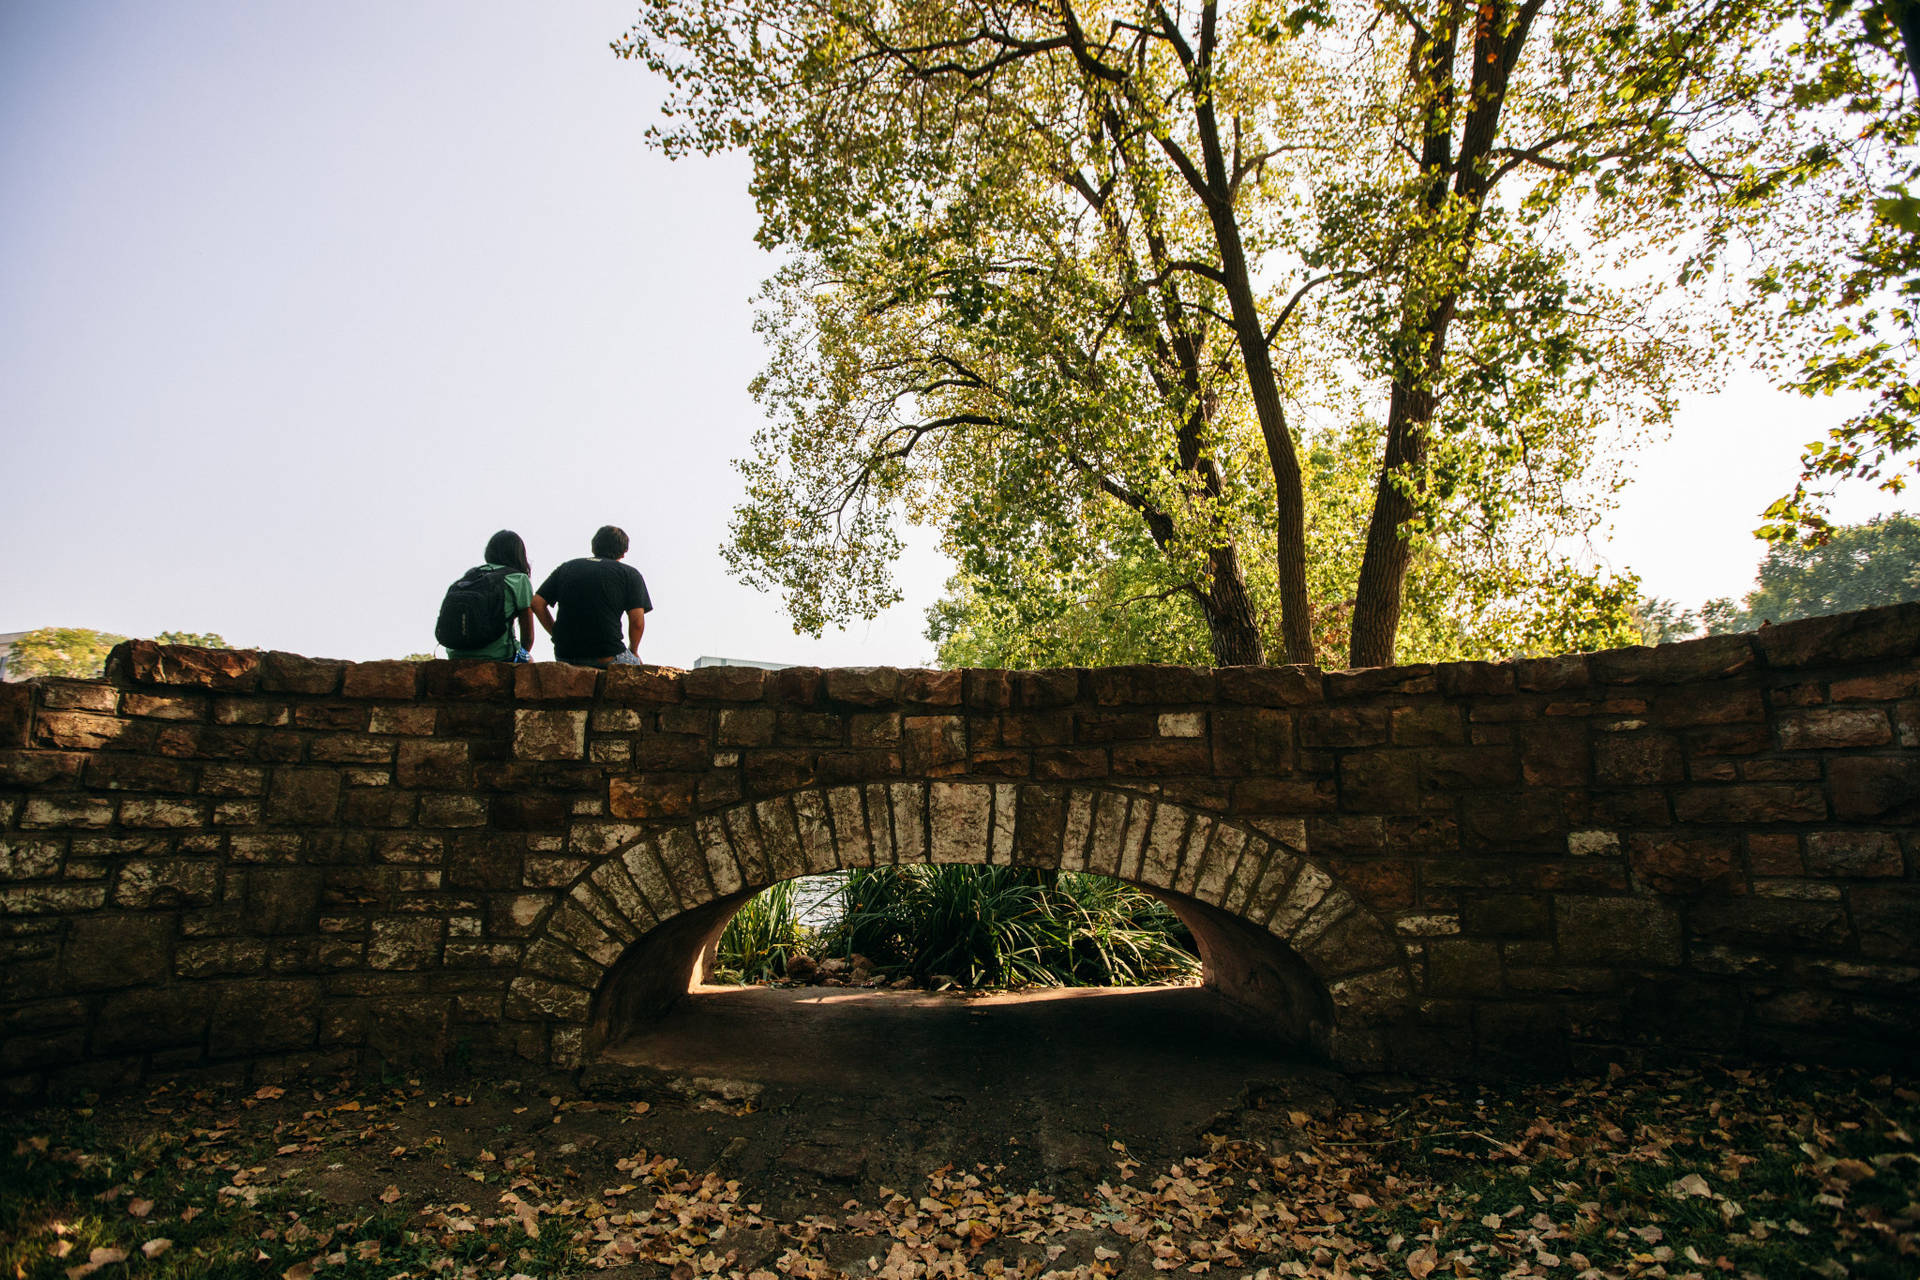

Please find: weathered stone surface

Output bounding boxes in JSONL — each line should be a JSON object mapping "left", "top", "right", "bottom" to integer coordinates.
{"left": 514, "top": 663, "right": 601, "bottom": 701}
{"left": 2, "top": 615, "right": 1915, "bottom": 1090}
{"left": 115, "top": 640, "right": 262, "bottom": 692}
{"left": 1754, "top": 601, "right": 1920, "bottom": 668}
{"left": 514, "top": 709, "right": 587, "bottom": 760}
{"left": 210, "top": 980, "right": 318, "bottom": 1055}
{"left": 1828, "top": 755, "right": 1920, "bottom": 822}
{"left": 1215, "top": 666, "right": 1323, "bottom": 706}
{"left": 1556, "top": 898, "right": 1681, "bottom": 966}
{"left": 1627, "top": 834, "right": 1739, "bottom": 895}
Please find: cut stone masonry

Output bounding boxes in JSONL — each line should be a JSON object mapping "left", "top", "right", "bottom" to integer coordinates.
{"left": 1, "top": 604, "right": 1916, "bottom": 1098}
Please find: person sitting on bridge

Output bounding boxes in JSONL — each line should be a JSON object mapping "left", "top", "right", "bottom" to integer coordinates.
{"left": 533, "top": 525, "right": 653, "bottom": 668}
{"left": 438, "top": 529, "right": 537, "bottom": 663}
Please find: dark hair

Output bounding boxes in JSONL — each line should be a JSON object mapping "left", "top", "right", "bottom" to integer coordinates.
{"left": 591, "top": 525, "right": 629, "bottom": 559}
{"left": 485, "top": 529, "right": 531, "bottom": 575}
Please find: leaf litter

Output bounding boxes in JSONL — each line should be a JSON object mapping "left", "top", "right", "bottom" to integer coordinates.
{"left": 1, "top": 1061, "right": 1913, "bottom": 1279}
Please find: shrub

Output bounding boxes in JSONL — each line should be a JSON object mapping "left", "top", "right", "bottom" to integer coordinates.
{"left": 714, "top": 879, "right": 813, "bottom": 981}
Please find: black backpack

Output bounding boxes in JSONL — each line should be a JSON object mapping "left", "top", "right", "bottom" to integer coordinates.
{"left": 434, "top": 565, "right": 514, "bottom": 650}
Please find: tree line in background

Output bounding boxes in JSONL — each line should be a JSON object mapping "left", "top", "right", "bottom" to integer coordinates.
{"left": 2, "top": 629, "right": 228, "bottom": 681}
{"left": 622, "top": 0, "right": 1920, "bottom": 672}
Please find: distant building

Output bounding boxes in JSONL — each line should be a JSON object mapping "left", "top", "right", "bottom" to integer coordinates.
{"left": 0, "top": 632, "right": 27, "bottom": 682}
{"left": 691, "top": 656, "right": 792, "bottom": 671}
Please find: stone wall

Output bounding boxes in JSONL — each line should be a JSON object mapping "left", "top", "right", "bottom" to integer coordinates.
{"left": 1, "top": 605, "right": 1916, "bottom": 1098}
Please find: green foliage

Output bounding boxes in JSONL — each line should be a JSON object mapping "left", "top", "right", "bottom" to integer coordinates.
{"left": 5, "top": 627, "right": 126, "bottom": 679}
{"left": 818, "top": 866, "right": 1200, "bottom": 988}
{"left": 1704, "top": 512, "right": 1920, "bottom": 630}
{"left": 623, "top": 0, "right": 1812, "bottom": 666}
{"left": 714, "top": 879, "right": 814, "bottom": 981}
{"left": 1749, "top": 0, "right": 1920, "bottom": 540}
{"left": 1632, "top": 596, "right": 1701, "bottom": 645}
{"left": 154, "top": 631, "right": 228, "bottom": 648}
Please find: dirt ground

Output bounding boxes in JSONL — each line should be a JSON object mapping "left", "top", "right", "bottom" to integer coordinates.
{"left": 6, "top": 985, "right": 1915, "bottom": 1279}
{"left": 588, "top": 983, "right": 1343, "bottom": 1199}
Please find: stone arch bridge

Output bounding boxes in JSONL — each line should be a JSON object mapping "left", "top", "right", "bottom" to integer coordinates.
{"left": 1, "top": 607, "right": 1917, "bottom": 1097}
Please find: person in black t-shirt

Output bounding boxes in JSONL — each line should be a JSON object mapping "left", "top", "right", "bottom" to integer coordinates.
{"left": 532, "top": 525, "right": 654, "bottom": 667}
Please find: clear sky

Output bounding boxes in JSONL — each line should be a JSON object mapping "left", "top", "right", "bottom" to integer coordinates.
{"left": 0, "top": 2, "right": 1904, "bottom": 668}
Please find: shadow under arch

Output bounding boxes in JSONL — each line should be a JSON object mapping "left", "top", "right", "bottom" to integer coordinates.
{"left": 515, "top": 783, "right": 1414, "bottom": 1070}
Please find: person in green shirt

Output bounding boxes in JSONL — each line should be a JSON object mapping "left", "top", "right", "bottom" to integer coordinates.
{"left": 443, "top": 530, "right": 538, "bottom": 662}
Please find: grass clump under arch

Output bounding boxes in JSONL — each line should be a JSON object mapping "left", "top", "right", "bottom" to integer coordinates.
{"left": 714, "top": 865, "right": 1199, "bottom": 989}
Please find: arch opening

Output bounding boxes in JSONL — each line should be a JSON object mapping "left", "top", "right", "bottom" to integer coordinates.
{"left": 588, "top": 870, "right": 1335, "bottom": 1061}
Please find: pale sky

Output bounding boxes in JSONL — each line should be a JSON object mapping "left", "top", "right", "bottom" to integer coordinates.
{"left": 0, "top": 2, "right": 1904, "bottom": 667}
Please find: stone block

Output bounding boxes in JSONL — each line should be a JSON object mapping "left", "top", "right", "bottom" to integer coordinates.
{"left": 514, "top": 710, "right": 587, "bottom": 759}
{"left": 114, "top": 640, "right": 262, "bottom": 692}
{"left": 825, "top": 667, "right": 902, "bottom": 706}
{"left": 342, "top": 789, "right": 416, "bottom": 827}
{"left": 1423, "top": 938, "right": 1505, "bottom": 996}
{"left": 368, "top": 917, "right": 444, "bottom": 969}
{"left": 368, "top": 706, "right": 436, "bottom": 736}
{"left": 1299, "top": 707, "right": 1390, "bottom": 748}
{"left": 1089, "top": 665, "right": 1213, "bottom": 705}
{"left": 1013, "top": 670, "right": 1080, "bottom": 708}
{"left": 1593, "top": 634, "right": 1754, "bottom": 684}
{"left": 1112, "top": 740, "right": 1210, "bottom": 775}
{"left": 21, "top": 796, "right": 114, "bottom": 829}
{"left": 683, "top": 665, "right": 765, "bottom": 701}
{"left": 928, "top": 783, "right": 992, "bottom": 864}
{"left": 1515, "top": 654, "right": 1590, "bottom": 692}
{"left": 742, "top": 749, "right": 816, "bottom": 794}
{"left": 0, "top": 750, "right": 84, "bottom": 789}
{"left": 0, "top": 838, "right": 63, "bottom": 880}
{"left": 120, "top": 693, "right": 204, "bottom": 722}
{"left": 341, "top": 660, "right": 419, "bottom": 699}
{"left": 1460, "top": 894, "right": 1549, "bottom": 936}
{"left": 423, "top": 659, "right": 513, "bottom": 700}
{"left": 1338, "top": 751, "right": 1419, "bottom": 814}
{"left": 1391, "top": 703, "right": 1464, "bottom": 746}
{"left": 419, "top": 793, "right": 487, "bottom": 827}
{"left": 1691, "top": 897, "right": 1851, "bottom": 950}
{"left": 1232, "top": 778, "right": 1336, "bottom": 813}
{"left": 513, "top": 662, "right": 601, "bottom": 701}
{"left": 397, "top": 740, "right": 470, "bottom": 788}
{"left": 113, "top": 860, "right": 220, "bottom": 908}
{"left": 1032, "top": 748, "right": 1108, "bottom": 780}
{"left": 1852, "top": 885, "right": 1920, "bottom": 960}
{"left": 1832, "top": 670, "right": 1920, "bottom": 701}
{"left": 717, "top": 707, "right": 775, "bottom": 747}
{"left": 1755, "top": 601, "right": 1920, "bottom": 668}
{"left": 93, "top": 987, "right": 210, "bottom": 1054}
{"left": 900, "top": 668, "right": 963, "bottom": 706}
{"left": 1745, "top": 832, "right": 1802, "bottom": 876}
{"left": 1672, "top": 783, "right": 1827, "bottom": 824}
{"left": 1593, "top": 733, "right": 1684, "bottom": 785}
{"left": 1437, "top": 662, "right": 1515, "bottom": 697}
{"left": 768, "top": 667, "right": 823, "bottom": 705}
{"left": 84, "top": 754, "right": 196, "bottom": 792}
{"left": 260, "top": 652, "right": 344, "bottom": 695}
{"left": 308, "top": 733, "right": 394, "bottom": 764}
{"left": 903, "top": 715, "right": 966, "bottom": 777}
{"left": 245, "top": 867, "right": 321, "bottom": 934}
{"left": 266, "top": 768, "right": 341, "bottom": 825}
{"left": 34, "top": 712, "right": 135, "bottom": 751}
{"left": 209, "top": 980, "right": 318, "bottom": 1055}
{"left": 1627, "top": 833, "right": 1739, "bottom": 895}
{"left": 0, "top": 683, "right": 31, "bottom": 748}
{"left": 608, "top": 775, "right": 696, "bottom": 819}
{"left": 1828, "top": 755, "right": 1920, "bottom": 821}
{"left": 1555, "top": 897, "right": 1681, "bottom": 965}
{"left": 212, "top": 698, "right": 287, "bottom": 726}
{"left": 1421, "top": 746, "right": 1517, "bottom": 790}
{"left": 850, "top": 712, "right": 902, "bottom": 748}
{"left": 1804, "top": 830, "right": 1904, "bottom": 878}
{"left": 1327, "top": 666, "right": 1437, "bottom": 699}
{"left": 1778, "top": 707, "right": 1893, "bottom": 750}
{"left": 64, "top": 915, "right": 172, "bottom": 989}
{"left": 1317, "top": 857, "right": 1413, "bottom": 909}
{"left": 1215, "top": 666, "right": 1323, "bottom": 706}
{"left": 1460, "top": 793, "right": 1562, "bottom": 852}
{"left": 1211, "top": 708, "right": 1292, "bottom": 775}
{"left": 961, "top": 669, "right": 1010, "bottom": 711}
{"left": 776, "top": 710, "right": 842, "bottom": 746}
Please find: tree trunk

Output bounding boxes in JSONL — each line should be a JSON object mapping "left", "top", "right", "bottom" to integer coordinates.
{"left": 1201, "top": 543, "right": 1264, "bottom": 666}
{"left": 1348, "top": 379, "right": 1435, "bottom": 667}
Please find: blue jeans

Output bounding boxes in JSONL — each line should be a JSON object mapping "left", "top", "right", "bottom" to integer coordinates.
{"left": 609, "top": 650, "right": 642, "bottom": 666}
{"left": 511, "top": 646, "right": 532, "bottom": 664}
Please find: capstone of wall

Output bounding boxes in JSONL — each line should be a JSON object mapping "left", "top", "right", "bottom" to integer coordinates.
{"left": 0, "top": 604, "right": 1916, "bottom": 1098}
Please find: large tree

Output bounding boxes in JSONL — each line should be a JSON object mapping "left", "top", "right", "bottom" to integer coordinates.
{"left": 625, "top": 0, "right": 1813, "bottom": 666}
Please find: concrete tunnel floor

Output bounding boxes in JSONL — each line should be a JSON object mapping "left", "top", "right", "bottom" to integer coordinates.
{"left": 591, "top": 984, "right": 1346, "bottom": 1184}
